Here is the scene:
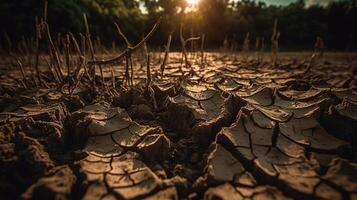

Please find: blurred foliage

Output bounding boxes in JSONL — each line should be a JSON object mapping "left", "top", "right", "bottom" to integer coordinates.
{"left": 0, "top": 0, "right": 356, "bottom": 50}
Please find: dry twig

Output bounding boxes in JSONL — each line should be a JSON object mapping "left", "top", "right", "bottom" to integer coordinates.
{"left": 160, "top": 32, "right": 172, "bottom": 76}
{"left": 180, "top": 24, "right": 200, "bottom": 67}
{"left": 87, "top": 18, "right": 161, "bottom": 66}
{"left": 271, "top": 19, "right": 280, "bottom": 66}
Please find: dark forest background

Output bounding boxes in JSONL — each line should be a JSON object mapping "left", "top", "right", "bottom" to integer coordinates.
{"left": 0, "top": 0, "right": 356, "bottom": 51}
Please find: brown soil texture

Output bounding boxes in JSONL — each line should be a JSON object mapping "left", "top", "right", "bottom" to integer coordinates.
{"left": 0, "top": 53, "right": 357, "bottom": 200}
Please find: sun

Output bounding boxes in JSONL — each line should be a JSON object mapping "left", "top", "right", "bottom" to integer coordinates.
{"left": 185, "top": 0, "right": 200, "bottom": 12}
{"left": 186, "top": 0, "right": 199, "bottom": 6}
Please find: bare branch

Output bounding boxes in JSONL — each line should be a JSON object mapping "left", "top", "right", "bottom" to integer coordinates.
{"left": 34, "top": 16, "right": 42, "bottom": 86}
{"left": 180, "top": 24, "right": 200, "bottom": 67}
{"left": 146, "top": 53, "right": 151, "bottom": 86}
{"left": 132, "top": 17, "right": 162, "bottom": 50}
{"left": 44, "top": 0, "right": 48, "bottom": 22}
{"left": 83, "top": 13, "right": 94, "bottom": 59}
{"left": 69, "top": 32, "right": 93, "bottom": 84}
{"left": 180, "top": 24, "right": 188, "bottom": 66}
{"left": 160, "top": 32, "right": 172, "bottom": 75}
{"left": 87, "top": 17, "right": 162, "bottom": 66}
{"left": 114, "top": 22, "right": 131, "bottom": 47}
{"left": 15, "top": 58, "right": 28, "bottom": 89}
{"left": 185, "top": 37, "right": 200, "bottom": 45}
{"left": 201, "top": 34, "right": 205, "bottom": 65}
{"left": 45, "top": 22, "right": 64, "bottom": 81}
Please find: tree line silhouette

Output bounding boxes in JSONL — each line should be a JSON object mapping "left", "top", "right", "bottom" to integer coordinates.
{"left": 0, "top": 0, "right": 356, "bottom": 51}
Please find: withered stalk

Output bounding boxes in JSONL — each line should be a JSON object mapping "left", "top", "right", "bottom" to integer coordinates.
{"left": 15, "top": 58, "right": 28, "bottom": 89}
{"left": 180, "top": 24, "right": 200, "bottom": 67}
{"left": 160, "top": 32, "right": 172, "bottom": 76}
{"left": 201, "top": 34, "right": 205, "bottom": 66}
{"left": 146, "top": 53, "right": 151, "bottom": 86}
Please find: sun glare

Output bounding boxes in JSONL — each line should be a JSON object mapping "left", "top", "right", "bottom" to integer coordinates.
{"left": 185, "top": 0, "right": 199, "bottom": 12}
{"left": 187, "top": 0, "right": 199, "bottom": 6}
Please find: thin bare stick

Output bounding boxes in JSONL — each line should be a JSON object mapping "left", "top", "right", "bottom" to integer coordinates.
{"left": 190, "top": 28, "right": 194, "bottom": 55}
{"left": 70, "top": 70, "right": 84, "bottom": 95}
{"left": 271, "top": 19, "right": 280, "bottom": 66}
{"left": 15, "top": 58, "right": 28, "bottom": 89}
{"left": 83, "top": 13, "right": 94, "bottom": 59}
{"left": 68, "top": 34, "right": 84, "bottom": 93}
{"left": 79, "top": 33, "right": 86, "bottom": 55}
{"left": 143, "top": 37, "right": 148, "bottom": 56}
{"left": 34, "top": 17, "right": 42, "bottom": 86}
{"left": 44, "top": 0, "right": 48, "bottom": 22}
{"left": 131, "top": 17, "right": 161, "bottom": 53}
{"left": 69, "top": 33, "right": 94, "bottom": 92}
{"left": 124, "top": 56, "right": 130, "bottom": 86}
{"left": 302, "top": 53, "right": 316, "bottom": 75}
{"left": 184, "top": 36, "right": 200, "bottom": 65}
{"left": 160, "top": 32, "right": 172, "bottom": 76}
{"left": 129, "top": 56, "right": 134, "bottom": 86}
{"left": 314, "top": 36, "right": 325, "bottom": 58}
{"left": 185, "top": 37, "right": 201, "bottom": 44}
{"left": 45, "top": 58, "right": 59, "bottom": 83}
{"left": 146, "top": 53, "right": 151, "bottom": 86}
{"left": 201, "top": 34, "right": 205, "bottom": 66}
{"left": 65, "top": 34, "right": 71, "bottom": 78}
{"left": 69, "top": 34, "right": 83, "bottom": 70}
{"left": 116, "top": 21, "right": 135, "bottom": 85}
{"left": 99, "top": 64, "right": 104, "bottom": 85}
{"left": 149, "top": 86, "right": 158, "bottom": 111}
{"left": 87, "top": 17, "right": 161, "bottom": 66}
{"left": 260, "top": 37, "right": 265, "bottom": 62}
{"left": 111, "top": 67, "right": 115, "bottom": 89}
{"left": 83, "top": 13, "right": 97, "bottom": 83}
{"left": 45, "top": 23, "right": 64, "bottom": 81}
{"left": 115, "top": 22, "right": 131, "bottom": 47}
{"left": 64, "top": 34, "right": 71, "bottom": 93}
{"left": 180, "top": 25, "right": 188, "bottom": 67}
{"left": 180, "top": 24, "right": 200, "bottom": 67}
{"left": 243, "top": 32, "right": 250, "bottom": 52}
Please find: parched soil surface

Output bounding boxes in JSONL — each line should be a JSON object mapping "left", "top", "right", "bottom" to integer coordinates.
{"left": 0, "top": 52, "right": 356, "bottom": 200}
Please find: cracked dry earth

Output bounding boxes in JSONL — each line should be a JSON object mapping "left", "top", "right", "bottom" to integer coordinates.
{"left": 0, "top": 53, "right": 357, "bottom": 200}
